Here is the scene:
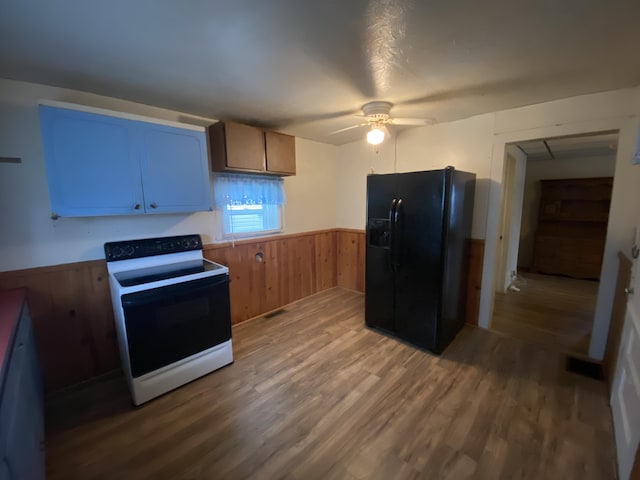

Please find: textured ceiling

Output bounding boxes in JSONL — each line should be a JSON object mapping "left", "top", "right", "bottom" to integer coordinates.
{"left": 1, "top": 1, "right": 639, "bottom": 144}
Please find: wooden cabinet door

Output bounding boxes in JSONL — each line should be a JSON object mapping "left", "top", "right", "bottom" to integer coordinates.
{"left": 265, "top": 131, "right": 296, "bottom": 175}
{"left": 39, "top": 106, "right": 145, "bottom": 217}
{"left": 218, "top": 122, "right": 265, "bottom": 172}
{"left": 138, "top": 123, "right": 211, "bottom": 214}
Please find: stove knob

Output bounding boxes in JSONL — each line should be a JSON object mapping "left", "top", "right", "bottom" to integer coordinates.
{"left": 182, "top": 240, "right": 190, "bottom": 248}
{"left": 111, "top": 246, "right": 123, "bottom": 258}
{"left": 124, "top": 245, "right": 134, "bottom": 256}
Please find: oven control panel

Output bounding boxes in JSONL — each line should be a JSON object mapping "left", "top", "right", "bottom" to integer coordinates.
{"left": 105, "top": 234, "right": 202, "bottom": 261}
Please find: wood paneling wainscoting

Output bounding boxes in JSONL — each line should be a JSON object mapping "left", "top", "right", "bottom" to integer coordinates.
{"left": 204, "top": 230, "right": 337, "bottom": 324}
{"left": 204, "top": 228, "right": 365, "bottom": 324}
{"left": 0, "top": 260, "right": 118, "bottom": 391}
{"left": 0, "top": 229, "right": 484, "bottom": 391}
{"left": 466, "top": 239, "right": 485, "bottom": 326}
{"left": 336, "top": 229, "right": 365, "bottom": 292}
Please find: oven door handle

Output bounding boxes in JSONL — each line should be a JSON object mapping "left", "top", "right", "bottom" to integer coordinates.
{"left": 121, "top": 274, "right": 229, "bottom": 308}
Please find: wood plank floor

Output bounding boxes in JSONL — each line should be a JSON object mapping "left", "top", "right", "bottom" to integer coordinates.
{"left": 45, "top": 288, "right": 616, "bottom": 480}
{"left": 492, "top": 272, "right": 598, "bottom": 355}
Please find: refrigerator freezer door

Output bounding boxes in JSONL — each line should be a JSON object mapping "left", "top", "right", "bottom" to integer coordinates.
{"left": 436, "top": 169, "right": 476, "bottom": 351}
{"left": 392, "top": 170, "right": 447, "bottom": 350}
{"left": 365, "top": 176, "right": 398, "bottom": 332}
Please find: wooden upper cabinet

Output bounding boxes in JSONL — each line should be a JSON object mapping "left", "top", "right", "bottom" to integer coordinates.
{"left": 210, "top": 121, "right": 265, "bottom": 172}
{"left": 265, "top": 130, "right": 296, "bottom": 175}
{"left": 210, "top": 121, "right": 296, "bottom": 176}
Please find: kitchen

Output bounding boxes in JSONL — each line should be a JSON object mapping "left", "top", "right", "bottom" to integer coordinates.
{"left": 2, "top": 1, "right": 640, "bottom": 479}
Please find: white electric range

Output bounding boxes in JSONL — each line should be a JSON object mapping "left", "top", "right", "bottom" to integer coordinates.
{"left": 105, "top": 234, "right": 233, "bottom": 405}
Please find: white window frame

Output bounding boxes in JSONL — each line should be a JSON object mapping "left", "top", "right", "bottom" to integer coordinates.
{"left": 221, "top": 202, "right": 284, "bottom": 239}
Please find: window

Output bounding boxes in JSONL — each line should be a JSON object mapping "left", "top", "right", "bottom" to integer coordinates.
{"left": 213, "top": 173, "right": 285, "bottom": 238}
{"left": 223, "top": 203, "right": 281, "bottom": 235}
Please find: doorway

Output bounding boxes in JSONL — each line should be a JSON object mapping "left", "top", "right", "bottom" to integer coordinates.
{"left": 490, "top": 132, "right": 619, "bottom": 355}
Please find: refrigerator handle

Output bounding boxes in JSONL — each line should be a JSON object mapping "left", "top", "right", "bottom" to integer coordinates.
{"left": 392, "top": 199, "right": 403, "bottom": 270}
{"left": 388, "top": 198, "right": 397, "bottom": 271}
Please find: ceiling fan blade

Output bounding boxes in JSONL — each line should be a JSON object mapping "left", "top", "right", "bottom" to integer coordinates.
{"left": 328, "top": 123, "right": 368, "bottom": 135}
{"left": 390, "top": 117, "right": 434, "bottom": 126}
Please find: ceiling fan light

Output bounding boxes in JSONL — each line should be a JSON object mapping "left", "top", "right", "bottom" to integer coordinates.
{"left": 367, "top": 127, "right": 385, "bottom": 145}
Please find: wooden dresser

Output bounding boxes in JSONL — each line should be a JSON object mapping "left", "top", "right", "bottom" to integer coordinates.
{"left": 531, "top": 177, "right": 613, "bottom": 280}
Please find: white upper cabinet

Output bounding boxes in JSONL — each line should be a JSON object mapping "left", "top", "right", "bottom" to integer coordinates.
{"left": 138, "top": 122, "right": 211, "bottom": 214}
{"left": 38, "top": 103, "right": 211, "bottom": 218}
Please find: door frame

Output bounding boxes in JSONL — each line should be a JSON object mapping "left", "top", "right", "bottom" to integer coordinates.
{"left": 478, "top": 114, "right": 640, "bottom": 360}
{"left": 493, "top": 147, "right": 527, "bottom": 294}
{"left": 494, "top": 152, "right": 516, "bottom": 294}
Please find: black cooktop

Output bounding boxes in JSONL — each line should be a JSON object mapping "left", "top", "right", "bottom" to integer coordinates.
{"left": 114, "top": 259, "right": 225, "bottom": 287}
{"left": 105, "top": 234, "right": 202, "bottom": 262}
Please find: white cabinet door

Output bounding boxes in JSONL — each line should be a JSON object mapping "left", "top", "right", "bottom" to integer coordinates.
{"left": 138, "top": 123, "right": 211, "bottom": 214}
{"left": 40, "top": 104, "right": 211, "bottom": 217}
{"left": 611, "top": 225, "right": 640, "bottom": 480}
{"left": 39, "top": 106, "right": 145, "bottom": 217}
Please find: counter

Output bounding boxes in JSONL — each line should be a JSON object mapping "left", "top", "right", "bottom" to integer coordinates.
{"left": 0, "top": 287, "right": 45, "bottom": 480}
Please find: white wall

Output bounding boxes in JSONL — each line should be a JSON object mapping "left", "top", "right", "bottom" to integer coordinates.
{"left": 0, "top": 78, "right": 337, "bottom": 271}
{"left": 283, "top": 138, "right": 338, "bottom": 233}
{"left": 518, "top": 153, "right": 617, "bottom": 268}
{"left": 334, "top": 86, "right": 640, "bottom": 361}
{"left": 336, "top": 113, "right": 494, "bottom": 239}
{"left": 335, "top": 139, "right": 396, "bottom": 229}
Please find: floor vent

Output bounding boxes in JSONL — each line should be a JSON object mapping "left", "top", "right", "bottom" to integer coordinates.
{"left": 565, "top": 356, "right": 604, "bottom": 381}
{"left": 264, "top": 309, "right": 286, "bottom": 319}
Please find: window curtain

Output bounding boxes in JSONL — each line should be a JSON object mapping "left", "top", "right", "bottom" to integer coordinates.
{"left": 213, "top": 173, "right": 285, "bottom": 208}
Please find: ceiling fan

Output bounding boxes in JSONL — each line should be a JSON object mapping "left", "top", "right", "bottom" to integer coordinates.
{"left": 329, "top": 101, "right": 433, "bottom": 145}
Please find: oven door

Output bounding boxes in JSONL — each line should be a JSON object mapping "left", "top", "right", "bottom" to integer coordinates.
{"left": 120, "top": 274, "right": 231, "bottom": 378}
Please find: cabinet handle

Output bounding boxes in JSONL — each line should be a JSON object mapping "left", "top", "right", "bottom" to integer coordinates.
{"left": 625, "top": 287, "right": 634, "bottom": 295}
{"left": 149, "top": 203, "right": 157, "bottom": 209}
{"left": 133, "top": 203, "right": 141, "bottom": 210}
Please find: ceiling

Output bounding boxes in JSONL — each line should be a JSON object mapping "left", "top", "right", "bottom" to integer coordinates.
{"left": 514, "top": 132, "right": 619, "bottom": 160}
{"left": 1, "top": 1, "right": 639, "bottom": 145}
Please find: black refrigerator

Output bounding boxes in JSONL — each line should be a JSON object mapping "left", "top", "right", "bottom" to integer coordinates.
{"left": 365, "top": 166, "right": 476, "bottom": 354}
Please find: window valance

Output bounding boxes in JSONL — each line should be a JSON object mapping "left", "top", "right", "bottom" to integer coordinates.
{"left": 213, "top": 173, "right": 285, "bottom": 207}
